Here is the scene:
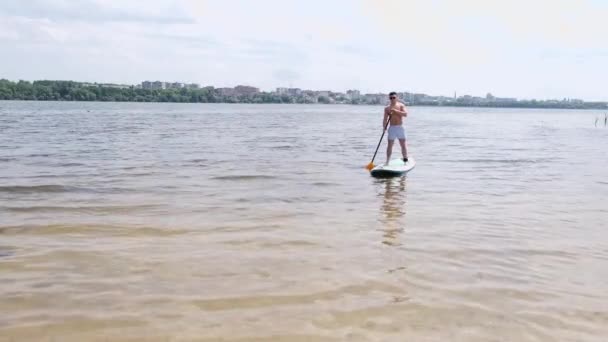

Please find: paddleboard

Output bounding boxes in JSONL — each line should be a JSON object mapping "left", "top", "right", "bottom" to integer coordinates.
{"left": 370, "top": 157, "right": 416, "bottom": 178}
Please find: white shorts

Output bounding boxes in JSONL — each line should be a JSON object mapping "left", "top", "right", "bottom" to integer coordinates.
{"left": 387, "top": 125, "right": 406, "bottom": 140}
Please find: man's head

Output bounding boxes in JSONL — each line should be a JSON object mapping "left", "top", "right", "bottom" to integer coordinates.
{"left": 389, "top": 92, "right": 397, "bottom": 104}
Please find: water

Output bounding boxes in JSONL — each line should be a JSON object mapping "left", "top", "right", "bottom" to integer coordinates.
{"left": 1, "top": 101, "right": 607, "bottom": 341}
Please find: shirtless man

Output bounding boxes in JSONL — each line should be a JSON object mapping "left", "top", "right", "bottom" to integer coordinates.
{"left": 383, "top": 92, "right": 408, "bottom": 165}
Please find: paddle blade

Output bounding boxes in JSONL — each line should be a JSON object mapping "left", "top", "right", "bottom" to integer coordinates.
{"left": 365, "top": 162, "right": 375, "bottom": 171}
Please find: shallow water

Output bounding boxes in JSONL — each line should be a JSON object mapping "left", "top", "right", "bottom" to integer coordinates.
{"left": 1, "top": 101, "right": 607, "bottom": 341}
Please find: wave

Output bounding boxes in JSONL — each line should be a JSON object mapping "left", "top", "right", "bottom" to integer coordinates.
{"left": 0, "top": 246, "right": 14, "bottom": 258}
{"left": 55, "top": 162, "right": 86, "bottom": 167}
{"left": 446, "top": 158, "right": 550, "bottom": 164}
{"left": 0, "top": 185, "right": 76, "bottom": 194}
{"left": 1, "top": 204, "right": 160, "bottom": 214}
{"left": 27, "top": 153, "right": 53, "bottom": 157}
{"left": 211, "top": 175, "right": 276, "bottom": 181}
{"left": 188, "top": 159, "right": 208, "bottom": 164}
{"left": 0, "top": 224, "right": 189, "bottom": 237}
{"left": 311, "top": 181, "right": 339, "bottom": 187}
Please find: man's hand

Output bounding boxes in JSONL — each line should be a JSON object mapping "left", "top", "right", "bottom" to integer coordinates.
{"left": 391, "top": 107, "right": 407, "bottom": 117}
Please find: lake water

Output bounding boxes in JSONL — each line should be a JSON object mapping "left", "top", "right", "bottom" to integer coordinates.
{"left": 1, "top": 101, "right": 607, "bottom": 341}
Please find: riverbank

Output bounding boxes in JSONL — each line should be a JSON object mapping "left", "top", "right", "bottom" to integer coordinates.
{"left": 1, "top": 99, "right": 607, "bottom": 111}
{"left": 1, "top": 79, "right": 606, "bottom": 110}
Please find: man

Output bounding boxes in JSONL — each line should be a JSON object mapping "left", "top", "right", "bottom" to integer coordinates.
{"left": 383, "top": 92, "right": 408, "bottom": 165}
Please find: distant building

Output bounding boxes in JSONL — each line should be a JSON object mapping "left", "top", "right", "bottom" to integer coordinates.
{"left": 436, "top": 96, "right": 453, "bottom": 103}
{"left": 151, "top": 81, "right": 165, "bottom": 90}
{"left": 234, "top": 85, "right": 259, "bottom": 96}
{"left": 141, "top": 81, "right": 201, "bottom": 90}
{"left": 300, "top": 90, "right": 317, "bottom": 103}
{"left": 100, "top": 83, "right": 131, "bottom": 89}
{"left": 401, "top": 92, "right": 415, "bottom": 102}
{"left": 141, "top": 81, "right": 167, "bottom": 90}
{"left": 363, "top": 93, "right": 384, "bottom": 104}
{"left": 217, "top": 87, "right": 236, "bottom": 96}
{"left": 82, "top": 82, "right": 131, "bottom": 89}
{"left": 495, "top": 97, "right": 517, "bottom": 103}
{"left": 167, "top": 82, "right": 184, "bottom": 89}
{"left": 412, "top": 93, "right": 426, "bottom": 102}
{"left": 346, "top": 89, "right": 360, "bottom": 99}
{"left": 276, "top": 87, "right": 301, "bottom": 96}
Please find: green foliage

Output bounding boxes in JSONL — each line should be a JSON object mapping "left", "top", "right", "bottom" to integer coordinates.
{"left": 0, "top": 79, "right": 605, "bottom": 109}
{"left": 0, "top": 80, "right": 287, "bottom": 104}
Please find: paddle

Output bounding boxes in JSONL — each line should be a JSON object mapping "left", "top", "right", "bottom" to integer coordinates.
{"left": 366, "top": 114, "right": 391, "bottom": 171}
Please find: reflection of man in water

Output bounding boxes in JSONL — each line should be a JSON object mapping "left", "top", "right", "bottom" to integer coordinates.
{"left": 379, "top": 177, "right": 407, "bottom": 246}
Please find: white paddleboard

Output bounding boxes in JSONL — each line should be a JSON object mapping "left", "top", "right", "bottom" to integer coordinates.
{"left": 370, "top": 157, "right": 416, "bottom": 178}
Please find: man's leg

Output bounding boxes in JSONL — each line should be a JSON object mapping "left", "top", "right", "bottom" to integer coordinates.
{"left": 398, "top": 139, "right": 408, "bottom": 161}
{"left": 386, "top": 139, "right": 394, "bottom": 165}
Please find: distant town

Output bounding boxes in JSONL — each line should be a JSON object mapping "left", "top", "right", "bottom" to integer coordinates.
{"left": 0, "top": 78, "right": 606, "bottom": 109}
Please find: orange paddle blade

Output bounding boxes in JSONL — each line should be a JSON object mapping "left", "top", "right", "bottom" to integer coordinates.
{"left": 365, "top": 162, "right": 375, "bottom": 171}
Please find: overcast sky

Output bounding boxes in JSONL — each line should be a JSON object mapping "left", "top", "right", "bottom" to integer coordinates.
{"left": 1, "top": 0, "right": 607, "bottom": 100}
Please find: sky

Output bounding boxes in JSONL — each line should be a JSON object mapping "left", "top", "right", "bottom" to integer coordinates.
{"left": 1, "top": 0, "right": 607, "bottom": 101}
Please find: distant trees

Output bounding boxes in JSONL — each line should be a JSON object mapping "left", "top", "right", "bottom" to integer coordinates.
{"left": 0, "top": 79, "right": 606, "bottom": 109}
{"left": 0, "top": 79, "right": 324, "bottom": 105}
{"left": 317, "top": 96, "right": 330, "bottom": 104}
{"left": 0, "top": 79, "right": 283, "bottom": 103}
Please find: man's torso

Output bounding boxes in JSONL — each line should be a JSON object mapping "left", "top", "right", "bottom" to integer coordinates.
{"left": 385, "top": 102, "right": 406, "bottom": 126}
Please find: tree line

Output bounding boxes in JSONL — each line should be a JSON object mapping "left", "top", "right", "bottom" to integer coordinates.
{"left": 0, "top": 79, "right": 312, "bottom": 104}
{"left": 1, "top": 79, "right": 606, "bottom": 109}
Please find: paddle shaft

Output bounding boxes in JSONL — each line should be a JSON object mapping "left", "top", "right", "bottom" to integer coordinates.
{"left": 369, "top": 115, "right": 391, "bottom": 165}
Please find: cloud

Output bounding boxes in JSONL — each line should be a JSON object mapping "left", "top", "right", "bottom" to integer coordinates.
{"left": 236, "top": 39, "right": 309, "bottom": 63}
{"left": 138, "top": 32, "right": 221, "bottom": 49}
{"left": 336, "top": 45, "right": 381, "bottom": 62}
{"left": 0, "top": 0, "right": 195, "bottom": 24}
{"left": 273, "top": 69, "right": 301, "bottom": 85}
{"left": 0, "top": 16, "right": 54, "bottom": 43}
{"left": 360, "top": 0, "right": 608, "bottom": 50}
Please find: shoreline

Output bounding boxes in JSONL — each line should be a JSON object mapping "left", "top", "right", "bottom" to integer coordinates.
{"left": 1, "top": 99, "right": 605, "bottom": 111}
